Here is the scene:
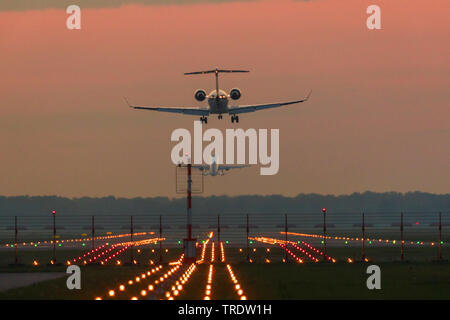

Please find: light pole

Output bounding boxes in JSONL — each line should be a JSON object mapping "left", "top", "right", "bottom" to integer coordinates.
{"left": 92, "top": 215, "right": 95, "bottom": 251}
{"left": 362, "top": 212, "right": 366, "bottom": 262}
{"left": 284, "top": 214, "right": 288, "bottom": 262}
{"left": 14, "top": 216, "right": 18, "bottom": 265}
{"left": 322, "top": 208, "right": 327, "bottom": 262}
{"left": 400, "top": 212, "right": 404, "bottom": 261}
{"left": 182, "top": 157, "right": 197, "bottom": 263}
{"left": 176, "top": 154, "right": 202, "bottom": 264}
{"left": 52, "top": 210, "right": 56, "bottom": 264}
{"left": 439, "top": 212, "right": 442, "bottom": 261}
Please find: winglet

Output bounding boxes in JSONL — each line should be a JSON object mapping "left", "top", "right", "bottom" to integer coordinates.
{"left": 305, "top": 90, "right": 312, "bottom": 101}
{"left": 123, "top": 97, "right": 132, "bottom": 108}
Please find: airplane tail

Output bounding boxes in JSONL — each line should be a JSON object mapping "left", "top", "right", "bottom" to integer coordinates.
{"left": 184, "top": 68, "right": 249, "bottom": 75}
{"left": 184, "top": 68, "right": 249, "bottom": 99}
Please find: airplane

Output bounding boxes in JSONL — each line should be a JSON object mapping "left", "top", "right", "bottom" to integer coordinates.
{"left": 126, "top": 67, "right": 311, "bottom": 124}
{"left": 192, "top": 156, "right": 249, "bottom": 176}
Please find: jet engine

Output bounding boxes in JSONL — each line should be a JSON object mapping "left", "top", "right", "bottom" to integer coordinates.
{"left": 194, "top": 89, "right": 207, "bottom": 102}
{"left": 229, "top": 88, "right": 242, "bottom": 100}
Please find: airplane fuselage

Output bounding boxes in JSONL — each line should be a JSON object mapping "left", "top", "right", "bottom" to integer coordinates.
{"left": 207, "top": 89, "right": 229, "bottom": 115}
{"left": 211, "top": 160, "right": 218, "bottom": 175}
{"left": 201, "top": 158, "right": 222, "bottom": 176}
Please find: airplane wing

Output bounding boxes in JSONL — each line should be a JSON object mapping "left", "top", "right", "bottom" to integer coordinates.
{"left": 228, "top": 91, "right": 311, "bottom": 115}
{"left": 217, "top": 164, "right": 250, "bottom": 171}
{"left": 131, "top": 106, "right": 210, "bottom": 116}
{"left": 191, "top": 165, "right": 209, "bottom": 171}
{"left": 125, "top": 98, "right": 209, "bottom": 116}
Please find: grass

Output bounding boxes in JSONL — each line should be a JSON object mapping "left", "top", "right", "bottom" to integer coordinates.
{"left": 172, "top": 261, "right": 450, "bottom": 300}
{"left": 0, "top": 245, "right": 449, "bottom": 300}
{"left": 235, "top": 262, "right": 450, "bottom": 299}
{"left": 2, "top": 261, "right": 448, "bottom": 300}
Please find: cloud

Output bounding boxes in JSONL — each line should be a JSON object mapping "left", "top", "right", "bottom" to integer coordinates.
{"left": 0, "top": 0, "right": 261, "bottom": 12}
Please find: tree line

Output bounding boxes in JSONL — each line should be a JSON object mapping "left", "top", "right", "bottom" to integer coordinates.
{"left": 0, "top": 191, "right": 448, "bottom": 216}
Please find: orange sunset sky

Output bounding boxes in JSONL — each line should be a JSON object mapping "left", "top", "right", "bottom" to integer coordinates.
{"left": 0, "top": 0, "right": 449, "bottom": 197}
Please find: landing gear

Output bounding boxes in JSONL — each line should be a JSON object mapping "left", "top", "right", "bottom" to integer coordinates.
{"left": 200, "top": 116, "right": 208, "bottom": 124}
{"left": 218, "top": 114, "right": 223, "bottom": 120}
{"left": 231, "top": 115, "right": 239, "bottom": 123}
